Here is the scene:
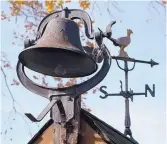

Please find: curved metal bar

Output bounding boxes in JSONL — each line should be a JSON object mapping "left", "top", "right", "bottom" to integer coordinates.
{"left": 115, "top": 59, "right": 125, "bottom": 71}
{"left": 127, "top": 62, "right": 136, "bottom": 71}
{"left": 17, "top": 61, "right": 77, "bottom": 99}
{"left": 74, "top": 46, "right": 111, "bottom": 95}
{"left": 17, "top": 61, "right": 50, "bottom": 98}
{"left": 16, "top": 46, "right": 111, "bottom": 99}
{"left": 56, "top": 100, "right": 66, "bottom": 123}
{"left": 25, "top": 99, "right": 58, "bottom": 122}
{"left": 68, "top": 9, "right": 94, "bottom": 39}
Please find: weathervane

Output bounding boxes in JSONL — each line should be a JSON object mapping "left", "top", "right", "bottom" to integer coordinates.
{"left": 98, "top": 26, "right": 159, "bottom": 140}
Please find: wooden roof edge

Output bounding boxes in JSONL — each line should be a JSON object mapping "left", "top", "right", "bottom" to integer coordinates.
{"left": 27, "top": 109, "right": 139, "bottom": 144}
{"left": 27, "top": 119, "right": 53, "bottom": 144}
{"left": 81, "top": 109, "right": 139, "bottom": 144}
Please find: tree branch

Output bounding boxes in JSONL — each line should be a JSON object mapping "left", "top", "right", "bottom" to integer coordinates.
{"left": 1, "top": 67, "right": 16, "bottom": 112}
{"left": 1, "top": 67, "right": 32, "bottom": 137}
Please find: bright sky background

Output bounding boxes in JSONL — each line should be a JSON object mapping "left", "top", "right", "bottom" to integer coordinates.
{"left": 1, "top": 1, "right": 166, "bottom": 144}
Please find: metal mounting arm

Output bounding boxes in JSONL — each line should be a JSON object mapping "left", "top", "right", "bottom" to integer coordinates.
{"left": 25, "top": 99, "right": 58, "bottom": 122}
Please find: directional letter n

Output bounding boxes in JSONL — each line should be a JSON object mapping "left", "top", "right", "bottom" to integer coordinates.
{"left": 145, "top": 84, "right": 155, "bottom": 97}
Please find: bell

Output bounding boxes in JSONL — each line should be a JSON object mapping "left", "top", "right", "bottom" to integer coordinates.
{"left": 19, "top": 18, "right": 97, "bottom": 78}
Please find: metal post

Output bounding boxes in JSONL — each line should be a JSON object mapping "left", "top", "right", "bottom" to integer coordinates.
{"left": 53, "top": 96, "right": 81, "bottom": 144}
{"left": 124, "top": 61, "right": 132, "bottom": 137}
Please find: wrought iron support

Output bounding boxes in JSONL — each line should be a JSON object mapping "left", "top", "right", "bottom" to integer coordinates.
{"left": 17, "top": 49, "right": 111, "bottom": 143}
{"left": 25, "top": 99, "right": 58, "bottom": 122}
{"left": 17, "top": 11, "right": 111, "bottom": 144}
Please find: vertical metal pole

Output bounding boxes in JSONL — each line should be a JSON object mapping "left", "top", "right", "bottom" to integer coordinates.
{"left": 66, "top": 96, "right": 81, "bottom": 144}
{"left": 52, "top": 96, "right": 81, "bottom": 144}
{"left": 124, "top": 61, "right": 132, "bottom": 137}
{"left": 54, "top": 123, "right": 67, "bottom": 144}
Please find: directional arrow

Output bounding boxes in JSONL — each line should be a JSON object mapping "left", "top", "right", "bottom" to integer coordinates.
{"left": 112, "top": 56, "right": 159, "bottom": 67}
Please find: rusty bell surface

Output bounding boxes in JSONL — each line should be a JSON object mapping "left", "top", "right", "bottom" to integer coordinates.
{"left": 19, "top": 18, "right": 97, "bottom": 78}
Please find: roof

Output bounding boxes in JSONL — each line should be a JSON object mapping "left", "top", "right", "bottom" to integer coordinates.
{"left": 28, "top": 109, "right": 139, "bottom": 144}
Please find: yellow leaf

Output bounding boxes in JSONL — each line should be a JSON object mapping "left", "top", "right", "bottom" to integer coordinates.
{"left": 57, "top": 83, "right": 64, "bottom": 88}
{"left": 16, "top": 0, "right": 24, "bottom": 5}
{"left": 54, "top": 77, "right": 62, "bottom": 82}
{"left": 79, "top": 0, "right": 90, "bottom": 10}
{"left": 45, "top": 0, "right": 55, "bottom": 13}
{"left": 65, "top": 0, "right": 71, "bottom": 3}
{"left": 77, "top": 21, "right": 83, "bottom": 28}
{"left": 65, "top": 82, "right": 72, "bottom": 87}
{"left": 33, "top": 76, "right": 38, "bottom": 80}
{"left": 162, "top": 0, "right": 167, "bottom": 5}
{"left": 92, "top": 89, "right": 96, "bottom": 94}
{"left": 82, "top": 91, "right": 88, "bottom": 95}
{"left": 86, "top": 41, "right": 94, "bottom": 48}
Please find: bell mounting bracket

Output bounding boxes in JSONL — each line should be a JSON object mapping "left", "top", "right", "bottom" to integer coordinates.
{"left": 17, "top": 8, "right": 112, "bottom": 123}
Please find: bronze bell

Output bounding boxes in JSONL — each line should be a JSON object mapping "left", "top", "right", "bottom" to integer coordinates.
{"left": 19, "top": 18, "right": 97, "bottom": 78}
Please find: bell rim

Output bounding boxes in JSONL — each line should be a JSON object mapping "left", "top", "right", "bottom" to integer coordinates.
{"left": 19, "top": 47, "right": 98, "bottom": 78}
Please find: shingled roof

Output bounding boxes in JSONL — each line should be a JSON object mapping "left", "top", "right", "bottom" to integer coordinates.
{"left": 28, "top": 109, "right": 138, "bottom": 144}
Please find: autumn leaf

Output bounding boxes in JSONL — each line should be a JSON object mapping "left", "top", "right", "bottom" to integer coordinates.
{"left": 82, "top": 91, "right": 88, "bottom": 95}
{"left": 33, "top": 75, "right": 38, "bottom": 80}
{"left": 57, "top": 0, "right": 64, "bottom": 8}
{"left": 162, "top": 0, "right": 167, "bottom": 5}
{"left": 92, "top": 89, "right": 96, "bottom": 94}
{"left": 45, "top": 0, "right": 55, "bottom": 13}
{"left": 65, "top": 0, "right": 71, "bottom": 3}
{"left": 11, "top": 79, "right": 19, "bottom": 86}
{"left": 79, "top": 0, "right": 90, "bottom": 10}
{"left": 42, "top": 77, "right": 48, "bottom": 87}
{"left": 24, "top": 24, "right": 33, "bottom": 30}
{"left": 70, "top": 78, "right": 77, "bottom": 84}
{"left": 86, "top": 41, "right": 94, "bottom": 48}
{"left": 15, "top": 0, "right": 24, "bottom": 5}
{"left": 65, "top": 82, "right": 72, "bottom": 87}
{"left": 3, "top": 63, "right": 11, "bottom": 68}
{"left": 86, "top": 108, "right": 91, "bottom": 112}
{"left": 1, "top": 13, "right": 8, "bottom": 20}
{"left": 57, "top": 83, "right": 64, "bottom": 88}
{"left": 77, "top": 21, "right": 83, "bottom": 28}
{"left": 54, "top": 77, "right": 62, "bottom": 81}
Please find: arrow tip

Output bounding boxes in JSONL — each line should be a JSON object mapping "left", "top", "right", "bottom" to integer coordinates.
{"left": 150, "top": 59, "right": 159, "bottom": 67}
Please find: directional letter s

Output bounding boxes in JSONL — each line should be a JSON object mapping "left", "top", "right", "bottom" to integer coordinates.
{"left": 99, "top": 86, "right": 108, "bottom": 99}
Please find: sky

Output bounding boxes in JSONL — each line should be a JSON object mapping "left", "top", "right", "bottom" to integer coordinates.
{"left": 0, "top": 1, "right": 166, "bottom": 144}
